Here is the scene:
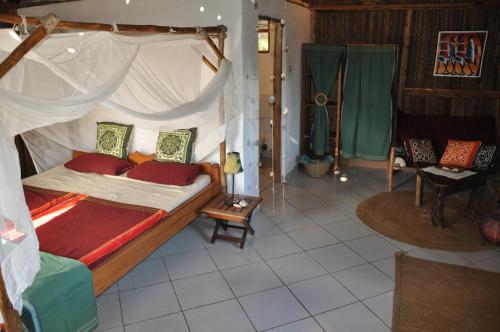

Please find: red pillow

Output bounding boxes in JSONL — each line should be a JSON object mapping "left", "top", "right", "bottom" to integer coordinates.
{"left": 439, "top": 140, "right": 482, "bottom": 169}
{"left": 127, "top": 161, "right": 201, "bottom": 186}
{"left": 64, "top": 153, "right": 133, "bottom": 175}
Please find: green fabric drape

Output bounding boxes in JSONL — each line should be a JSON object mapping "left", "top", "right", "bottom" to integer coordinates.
{"left": 306, "top": 45, "right": 344, "bottom": 156}
{"left": 341, "top": 46, "right": 395, "bottom": 160}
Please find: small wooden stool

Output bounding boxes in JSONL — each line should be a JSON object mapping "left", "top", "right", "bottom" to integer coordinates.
{"left": 201, "top": 194, "right": 262, "bottom": 249}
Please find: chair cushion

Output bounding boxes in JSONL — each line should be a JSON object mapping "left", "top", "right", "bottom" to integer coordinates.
{"left": 439, "top": 140, "right": 482, "bottom": 169}
{"left": 471, "top": 145, "right": 497, "bottom": 171}
{"left": 405, "top": 138, "right": 437, "bottom": 164}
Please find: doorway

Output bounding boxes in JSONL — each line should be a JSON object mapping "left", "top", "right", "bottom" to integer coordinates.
{"left": 258, "top": 16, "right": 283, "bottom": 192}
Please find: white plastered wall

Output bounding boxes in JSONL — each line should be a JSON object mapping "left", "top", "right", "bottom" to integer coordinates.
{"left": 20, "top": 0, "right": 310, "bottom": 194}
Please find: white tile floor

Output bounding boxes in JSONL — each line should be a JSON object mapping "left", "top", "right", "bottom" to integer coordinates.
{"left": 96, "top": 167, "right": 500, "bottom": 332}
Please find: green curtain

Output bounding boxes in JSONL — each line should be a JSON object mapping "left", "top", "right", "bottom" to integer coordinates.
{"left": 341, "top": 46, "right": 395, "bottom": 160}
{"left": 306, "top": 45, "right": 344, "bottom": 156}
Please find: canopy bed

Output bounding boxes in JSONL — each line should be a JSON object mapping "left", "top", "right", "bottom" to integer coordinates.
{"left": 0, "top": 13, "right": 236, "bottom": 331}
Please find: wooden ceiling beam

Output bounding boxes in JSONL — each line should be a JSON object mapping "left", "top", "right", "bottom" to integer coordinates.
{"left": 286, "top": 0, "right": 310, "bottom": 9}
{"left": 311, "top": 1, "right": 499, "bottom": 11}
{"left": 0, "top": 13, "right": 227, "bottom": 35}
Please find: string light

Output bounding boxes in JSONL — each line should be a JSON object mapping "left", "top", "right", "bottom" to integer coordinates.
{"left": 217, "top": 15, "right": 222, "bottom": 21}
{"left": 199, "top": 6, "right": 205, "bottom": 13}
{"left": 125, "top": 0, "right": 131, "bottom": 4}
{"left": 78, "top": 32, "right": 85, "bottom": 36}
{"left": 67, "top": 47, "right": 76, "bottom": 54}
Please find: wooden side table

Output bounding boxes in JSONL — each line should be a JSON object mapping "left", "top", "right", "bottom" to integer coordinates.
{"left": 201, "top": 194, "right": 262, "bottom": 249}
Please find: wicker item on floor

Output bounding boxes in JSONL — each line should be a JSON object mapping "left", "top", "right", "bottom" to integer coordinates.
{"left": 304, "top": 160, "right": 330, "bottom": 178}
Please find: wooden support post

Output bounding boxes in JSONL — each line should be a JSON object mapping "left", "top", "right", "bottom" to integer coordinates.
{"left": 387, "top": 146, "right": 395, "bottom": 192}
{"left": 0, "top": 269, "right": 22, "bottom": 332}
{"left": 202, "top": 55, "right": 218, "bottom": 73}
{"left": 272, "top": 22, "right": 283, "bottom": 183}
{"left": 217, "top": 32, "right": 227, "bottom": 193}
{"left": 206, "top": 35, "right": 225, "bottom": 62}
{"left": 0, "top": 13, "right": 227, "bottom": 35}
{"left": 415, "top": 174, "right": 423, "bottom": 207}
{"left": 334, "top": 64, "right": 343, "bottom": 173}
{"left": 396, "top": 9, "right": 413, "bottom": 111}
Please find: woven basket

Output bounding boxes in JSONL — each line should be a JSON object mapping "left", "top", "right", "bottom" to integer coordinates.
{"left": 304, "top": 160, "right": 331, "bottom": 178}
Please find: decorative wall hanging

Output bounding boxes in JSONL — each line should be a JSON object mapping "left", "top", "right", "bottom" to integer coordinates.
{"left": 433, "top": 31, "right": 488, "bottom": 78}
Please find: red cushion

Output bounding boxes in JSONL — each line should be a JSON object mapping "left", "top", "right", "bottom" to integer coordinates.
{"left": 439, "top": 140, "right": 482, "bottom": 169}
{"left": 64, "top": 153, "right": 133, "bottom": 175}
{"left": 127, "top": 161, "right": 201, "bottom": 186}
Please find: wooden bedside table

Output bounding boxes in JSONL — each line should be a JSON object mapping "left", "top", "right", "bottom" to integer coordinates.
{"left": 201, "top": 194, "right": 262, "bottom": 249}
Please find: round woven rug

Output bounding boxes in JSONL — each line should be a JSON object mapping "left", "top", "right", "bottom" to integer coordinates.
{"left": 356, "top": 191, "right": 494, "bottom": 252}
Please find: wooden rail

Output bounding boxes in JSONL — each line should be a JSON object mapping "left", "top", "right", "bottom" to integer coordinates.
{"left": 311, "top": 1, "right": 500, "bottom": 11}
{"left": 405, "top": 88, "right": 500, "bottom": 98}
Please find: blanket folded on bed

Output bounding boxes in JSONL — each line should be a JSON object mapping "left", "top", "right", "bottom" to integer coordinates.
{"left": 32, "top": 194, "right": 168, "bottom": 267}
{"left": 23, "top": 185, "right": 77, "bottom": 217}
{"left": 21, "top": 252, "right": 98, "bottom": 332}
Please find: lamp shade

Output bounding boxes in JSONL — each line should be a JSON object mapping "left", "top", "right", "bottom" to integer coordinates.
{"left": 224, "top": 152, "right": 243, "bottom": 174}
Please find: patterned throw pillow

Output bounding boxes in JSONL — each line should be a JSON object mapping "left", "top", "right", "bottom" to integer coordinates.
{"left": 405, "top": 138, "right": 437, "bottom": 164}
{"left": 471, "top": 145, "right": 497, "bottom": 171}
{"left": 439, "top": 140, "right": 481, "bottom": 169}
{"left": 155, "top": 128, "right": 197, "bottom": 164}
{"left": 95, "top": 122, "right": 133, "bottom": 159}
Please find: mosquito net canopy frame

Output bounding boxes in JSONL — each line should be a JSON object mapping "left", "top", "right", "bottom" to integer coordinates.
{"left": 0, "top": 13, "right": 235, "bottom": 326}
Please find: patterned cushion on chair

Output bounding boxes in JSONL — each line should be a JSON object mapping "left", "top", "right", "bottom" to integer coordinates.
{"left": 439, "top": 140, "right": 481, "bottom": 169}
{"left": 471, "top": 145, "right": 497, "bottom": 171}
{"left": 95, "top": 122, "right": 133, "bottom": 159}
{"left": 405, "top": 138, "right": 437, "bottom": 165}
{"left": 155, "top": 128, "right": 197, "bottom": 164}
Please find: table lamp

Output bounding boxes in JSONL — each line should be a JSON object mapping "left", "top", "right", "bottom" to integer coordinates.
{"left": 224, "top": 152, "right": 243, "bottom": 206}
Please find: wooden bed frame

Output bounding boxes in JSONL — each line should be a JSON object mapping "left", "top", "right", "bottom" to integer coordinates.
{"left": 92, "top": 162, "right": 221, "bottom": 295}
{"left": 0, "top": 13, "right": 229, "bottom": 332}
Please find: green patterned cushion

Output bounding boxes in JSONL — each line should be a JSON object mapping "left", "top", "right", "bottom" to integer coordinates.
{"left": 95, "top": 122, "right": 133, "bottom": 159}
{"left": 155, "top": 128, "right": 197, "bottom": 164}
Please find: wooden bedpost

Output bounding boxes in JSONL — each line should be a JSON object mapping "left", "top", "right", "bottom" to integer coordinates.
{"left": 334, "top": 64, "right": 343, "bottom": 173}
{"left": 0, "top": 14, "right": 60, "bottom": 80}
{"left": 0, "top": 268, "right": 22, "bottom": 332}
{"left": 217, "top": 31, "right": 227, "bottom": 193}
{"left": 387, "top": 146, "right": 395, "bottom": 192}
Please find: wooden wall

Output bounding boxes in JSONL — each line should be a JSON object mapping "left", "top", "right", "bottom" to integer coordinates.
{"left": 311, "top": 1, "right": 500, "bottom": 142}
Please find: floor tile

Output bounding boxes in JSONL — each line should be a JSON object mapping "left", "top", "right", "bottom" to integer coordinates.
{"left": 363, "top": 291, "right": 394, "bottom": 327}
{"left": 120, "top": 282, "right": 180, "bottom": 325}
{"left": 101, "top": 283, "right": 119, "bottom": 295}
{"left": 346, "top": 235, "right": 400, "bottom": 262}
{"left": 380, "top": 235, "right": 418, "bottom": 252}
{"left": 287, "top": 196, "right": 327, "bottom": 211}
{"left": 472, "top": 255, "right": 500, "bottom": 273}
{"left": 372, "top": 257, "right": 396, "bottom": 280}
{"left": 267, "top": 252, "right": 328, "bottom": 284}
{"left": 222, "top": 262, "right": 282, "bottom": 296}
{"left": 308, "top": 244, "right": 366, "bottom": 273}
{"left": 304, "top": 206, "right": 351, "bottom": 225}
{"left": 271, "top": 212, "right": 317, "bottom": 232}
{"left": 315, "top": 302, "right": 389, "bottom": 332}
{"left": 95, "top": 293, "right": 122, "bottom": 331}
{"left": 208, "top": 243, "right": 261, "bottom": 270}
{"left": 184, "top": 299, "right": 255, "bottom": 332}
{"left": 172, "top": 271, "right": 234, "bottom": 310}
{"left": 100, "top": 327, "right": 123, "bottom": 332}
{"left": 118, "top": 258, "right": 169, "bottom": 291}
{"left": 251, "top": 213, "right": 283, "bottom": 238}
{"left": 251, "top": 234, "right": 302, "bottom": 260}
{"left": 124, "top": 312, "right": 188, "bottom": 332}
{"left": 407, "top": 248, "right": 470, "bottom": 266}
{"left": 332, "top": 201, "right": 359, "bottom": 218}
{"left": 266, "top": 317, "right": 324, "bottom": 332}
{"left": 160, "top": 227, "right": 205, "bottom": 255}
{"left": 289, "top": 275, "right": 357, "bottom": 315}
{"left": 288, "top": 226, "right": 340, "bottom": 251}
{"left": 239, "top": 287, "right": 309, "bottom": 331}
{"left": 457, "top": 248, "right": 500, "bottom": 263}
{"left": 334, "top": 264, "right": 394, "bottom": 300}
{"left": 260, "top": 197, "right": 298, "bottom": 217}
{"left": 322, "top": 220, "right": 374, "bottom": 242}
{"left": 164, "top": 249, "right": 217, "bottom": 280}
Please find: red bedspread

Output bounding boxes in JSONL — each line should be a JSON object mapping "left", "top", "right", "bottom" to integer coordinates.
{"left": 29, "top": 191, "right": 168, "bottom": 268}
{"left": 23, "top": 185, "right": 77, "bottom": 217}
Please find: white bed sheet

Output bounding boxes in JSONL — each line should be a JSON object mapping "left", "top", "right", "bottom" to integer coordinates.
{"left": 22, "top": 165, "right": 211, "bottom": 212}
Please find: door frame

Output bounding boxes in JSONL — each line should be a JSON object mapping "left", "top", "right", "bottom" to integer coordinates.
{"left": 258, "top": 15, "right": 283, "bottom": 183}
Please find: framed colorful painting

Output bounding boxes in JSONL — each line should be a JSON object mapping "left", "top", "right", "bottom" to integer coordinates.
{"left": 433, "top": 31, "right": 488, "bottom": 78}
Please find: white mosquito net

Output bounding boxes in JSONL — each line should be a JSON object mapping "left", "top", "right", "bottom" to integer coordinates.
{"left": 0, "top": 28, "right": 237, "bottom": 319}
